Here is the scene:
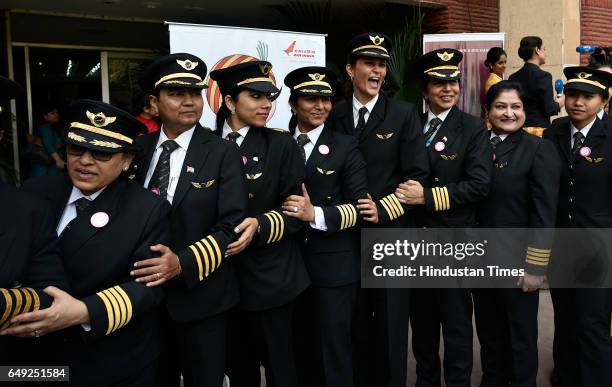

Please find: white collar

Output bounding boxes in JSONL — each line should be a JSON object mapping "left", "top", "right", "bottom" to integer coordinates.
{"left": 294, "top": 124, "right": 324, "bottom": 145}
{"left": 352, "top": 94, "right": 379, "bottom": 114}
{"left": 427, "top": 108, "right": 452, "bottom": 124}
{"left": 157, "top": 125, "right": 196, "bottom": 150}
{"left": 222, "top": 120, "right": 250, "bottom": 140}
{"left": 570, "top": 116, "right": 598, "bottom": 138}
{"left": 490, "top": 132, "right": 509, "bottom": 141}
{"left": 598, "top": 109, "right": 605, "bottom": 120}
{"left": 68, "top": 185, "right": 105, "bottom": 205}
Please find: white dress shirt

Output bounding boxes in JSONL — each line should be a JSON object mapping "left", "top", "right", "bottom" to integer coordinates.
{"left": 221, "top": 120, "right": 250, "bottom": 147}
{"left": 597, "top": 109, "right": 604, "bottom": 120}
{"left": 143, "top": 126, "right": 195, "bottom": 204}
{"left": 490, "top": 132, "right": 509, "bottom": 142}
{"left": 570, "top": 117, "right": 596, "bottom": 147}
{"left": 352, "top": 94, "right": 379, "bottom": 127}
{"left": 293, "top": 124, "right": 327, "bottom": 231}
{"left": 57, "top": 186, "right": 105, "bottom": 235}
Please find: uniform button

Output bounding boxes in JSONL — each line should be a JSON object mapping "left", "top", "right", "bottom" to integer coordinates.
{"left": 569, "top": 198, "right": 573, "bottom": 203}
{"left": 12, "top": 281, "right": 22, "bottom": 288}
{"left": 569, "top": 164, "right": 573, "bottom": 170}
{"left": 569, "top": 181, "right": 574, "bottom": 186}
{"left": 434, "top": 177, "right": 440, "bottom": 182}
{"left": 304, "top": 238, "right": 308, "bottom": 244}
{"left": 568, "top": 214, "right": 572, "bottom": 220}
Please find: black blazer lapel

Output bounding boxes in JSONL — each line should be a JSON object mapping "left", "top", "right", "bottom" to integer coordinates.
{"left": 134, "top": 131, "right": 161, "bottom": 185}
{"left": 60, "top": 178, "right": 125, "bottom": 257}
{"left": 429, "top": 106, "right": 461, "bottom": 166}
{"left": 172, "top": 125, "right": 211, "bottom": 209}
{"left": 241, "top": 128, "right": 264, "bottom": 174}
{"left": 554, "top": 124, "right": 572, "bottom": 162}
{"left": 360, "top": 95, "right": 385, "bottom": 142}
{"left": 494, "top": 129, "right": 522, "bottom": 158}
{"left": 305, "top": 126, "right": 333, "bottom": 179}
{"left": 583, "top": 117, "right": 606, "bottom": 151}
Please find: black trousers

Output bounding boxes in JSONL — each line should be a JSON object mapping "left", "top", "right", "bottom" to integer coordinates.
{"left": 226, "top": 302, "right": 298, "bottom": 387}
{"left": 550, "top": 288, "right": 612, "bottom": 387}
{"left": 176, "top": 312, "right": 228, "bottom": 387}
{"left": 473, "top": 288, "right": 539, "bottom": 387}
{"left": 155, "top": 309, "right": 181, "bottom": 387}
{"left": 410, "top": 288, "right": 473, "bottom": 387}
{"left": 295, "top": 284, "right": 358, "bottom": 387}
{"left": 353, "top": 288, "right": 410, "bottom": 387}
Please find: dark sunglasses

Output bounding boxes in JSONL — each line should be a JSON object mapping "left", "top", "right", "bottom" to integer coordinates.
{"left": 66, "top": 144, "right": 114, "bottom": 162}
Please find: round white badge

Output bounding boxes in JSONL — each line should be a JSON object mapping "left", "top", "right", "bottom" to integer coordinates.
{"left": 434, "top": 141, "right": 445, "bottom": 152}
{"left": 579, "top": 146, "right": 591, "bottom": 158}
{"left": 318, "top": 144, "right": 330, "bottom": 155}
{"left": 90, "top": 212, "right": 109, "bottom": 228}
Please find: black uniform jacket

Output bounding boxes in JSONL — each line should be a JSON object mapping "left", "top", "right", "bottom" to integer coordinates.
{"left": 419, "top": 106, "right": 493, "bottom": 227}
{"left": 508, "top": 63, "right": 560, "bottom": 128}
{"left": 213, "top": 126, "right": 309, "bottom": 311}
{"left": 478, "top": 130, "right": 561, "bottom": 274}
{"left": 0, "top": 183, "right": 66, "bottom": 354}
{"left": 329, "top": 92, "right": 430, "bottom": 227}
{"left": 134, "top": 124, "right": 248, "bottom": 321}
{"left": 299, "top": 125, "right": 369, "bottom": 287}
{"left": 545, "top": 116, "right": 612, "bottom": 227}
{"left": 23, "top": 174, "right": 170, "bottom": 382}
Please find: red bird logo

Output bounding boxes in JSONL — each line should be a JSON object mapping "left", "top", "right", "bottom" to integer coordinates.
{"left": 284, "top": 41, "right": 296, "bottom": 55}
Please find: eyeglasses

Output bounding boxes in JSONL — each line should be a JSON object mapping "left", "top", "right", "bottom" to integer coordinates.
{"left": 66, "top": 144, "right": 114, "bottom": 162}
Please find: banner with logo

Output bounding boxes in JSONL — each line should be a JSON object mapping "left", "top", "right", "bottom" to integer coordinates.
{"left": 423, "top": 33, "right": 505, "bottom": 117}
{"left": 168, "top": 22, "right": 326, "bottom": 130}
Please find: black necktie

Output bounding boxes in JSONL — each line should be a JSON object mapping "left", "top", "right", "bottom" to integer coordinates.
{"left": 355, "top": 107, "right": 368, "bottom": 133}
{"left": 297, "top": 134, "right": 310, "bottom": 164}
{"left": 148, "top": 140, "right": 180, "bottom": 199}
{"left": 227, "top": 131, "right": 241, "bottom": 144}
{"left": 571, "top": 132, "right": 585, "bottom": 161}
{"left": 490, "top": 135, "right": 502, "bottom": 150}
{"left": 424, "top": 117, "right": 442, "bottom": 145}
{"left": 74, "top": 197, "right": 91, "bottom": 215}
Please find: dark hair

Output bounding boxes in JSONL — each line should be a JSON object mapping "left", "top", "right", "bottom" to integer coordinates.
{"left": 215, "top": 88, "right": 242, "bottom": 131}
{"left": 485, "top": 47, "right": 507, "bottom": 68}
{"left": 40, "top": 102, "right": 57, "bottom": 116}
{"left": 485, "top": 80, "right": 524, "bottom": 110}
{"left": 518, "top": 36, "right": 543, "bottom": 62}
{"left": 288, "top": 94, "right": 299, "bottom": 134}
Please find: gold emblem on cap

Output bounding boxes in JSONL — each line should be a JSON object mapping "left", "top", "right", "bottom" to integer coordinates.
{"left": 176, "top": 59, "right": 198, "bottom": 71}
{"left": 369, "top": 35, "right": 384, "bottom": 46}
{"left": 308, "top": 73, "right": 325, "bottom": 81}
{"left": 259, "top": 63, "right": 272, "bottom": 75}
{"left": 577, "top": 72, "right": 592, "bottom": 79}
{"left": 437, "top": 51, "right": 454, "bottom": 62}
{"left": 86, "top": 111, "right": 117, "bottom": 128}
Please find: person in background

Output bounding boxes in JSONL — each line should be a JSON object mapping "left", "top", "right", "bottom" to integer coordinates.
{"left": 509, "top": 36, "right": 564, "bottom": 137}
{"left": 484, "top": 47, "right": 507, "bottom": 94}
{"left": 29, "top": 103, "right": 65, "bottom": 177}
{"left": 397, "top": 48, "right": 492, "bottom": 387}
{"left": 475, "top": 81, "right": 560, "bottom": 387}
{"left": 134, "top": 92, "right": 161, "bottom": 134}
{"left": 545, "top": 66, "right": 612, "bottom": 387}
{"left": 588, "top": 47, "right": 611, "bottom": 119}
